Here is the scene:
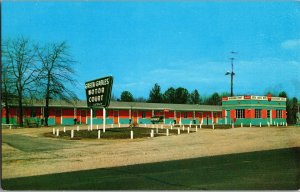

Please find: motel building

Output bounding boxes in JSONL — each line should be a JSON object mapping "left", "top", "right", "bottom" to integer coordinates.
{"left": 1, "top": 95, "right": 286, "bottom": 127}
{"left": 222, "top": 95, "right": 287, "bottom": 126}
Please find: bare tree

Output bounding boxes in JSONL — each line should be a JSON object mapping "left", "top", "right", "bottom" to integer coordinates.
{"left": 1, "top": 64, "right": 17, "bottom": 124}
{"left": 2, "top": 38, "right": 39, "bottom": 126}
{"left": 36, "top": 42, "right": 78, "bottom": 126}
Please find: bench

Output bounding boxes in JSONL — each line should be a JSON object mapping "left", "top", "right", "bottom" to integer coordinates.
{"left": 25, "top": 118, "right": 39, "bottom": 128}
{"left": 2, "top": 124, "right": 14, "bottom": 129}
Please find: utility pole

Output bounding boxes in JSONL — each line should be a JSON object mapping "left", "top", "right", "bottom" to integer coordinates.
{"left": 225, "top": 51, "right": 237, "bottom": 96}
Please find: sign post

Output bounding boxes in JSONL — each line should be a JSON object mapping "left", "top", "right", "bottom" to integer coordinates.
{"left": 90, "top": 108, "right": 93, "bottom": 131}
{"left": 103, "top": 108, "right": 106, "bottom": 132}
{"left": 85, "top": 76, "right": 113, "bottom": 132}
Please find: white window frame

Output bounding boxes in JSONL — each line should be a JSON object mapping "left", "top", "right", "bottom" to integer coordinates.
{"left": 236, "top": 109, "right": 245, "bottom": 119}
{"left": 255, "top": 109, "right": 262, "bottom": 118}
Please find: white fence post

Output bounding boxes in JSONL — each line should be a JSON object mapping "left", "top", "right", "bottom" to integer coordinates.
{"left": 250, "top": 123, "right": 252, "bottom": 128}
{"left": 241, "top": 123, "right": 243, "bottom": 128}
{"left": 130, "top": 130, "right": 133, "bottom": 139}
{"left": 232, "top": 123, "right": 234, "bottom": 129}
{"left": 71, "top": 129, "right": 74, "bottom": 138}
{"left": 56, "top": 129, "right": 59, "bottom": 136}
{"left": 200, "top": 124, "right": 202, "bottom": 129}
{"left": 178, "top": 128, "right": 180, "bottom": 135}
{"left": 183, "top": 125, "right": 185, "bottom": 131}
{"left": 53, "top": 128, "right": 55, "bottom": 135}
{"left": 188, "top": 126, "right": 190, "bottom": 133}
{"left": 196, "top": 125, "right": 198, "bottom": 132}
{"left": 98, "top": 130, "right": 101, "bottom": 139}
{"left": 260, "top": 122, "right": 261, "bottom": 127}
{"left": 166, "top": 129, "right": 169, "bottom": 136}
{"left": 77, "top": 125, "right": 79, "bottom": 131}
{"left": 212, "top": 124, "right": 215, "bottom": 130}
{"left": 277, "top": 123, "right": 278, "bottom": 127}
{"left": 151, "top": 130, "right": 154, "bottom": 138}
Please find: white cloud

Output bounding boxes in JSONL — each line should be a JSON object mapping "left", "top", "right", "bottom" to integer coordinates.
{"left": 281, "top": 39, "right": 300, "bottom": 49}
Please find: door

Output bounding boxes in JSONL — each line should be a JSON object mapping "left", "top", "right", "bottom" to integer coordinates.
{"left": 226, "top": 110, "right": 230, "bottom": 125}
{"left": 113, "top": 110, "right": 119, "bottom": 124}
{"left": 55, "top": 109, "right": 61, "bottom": 125}
{"left": 81, "top": 110, "right": 86, "bottom": 124}
{"left": 176, "top": 112, "right": 181, "bottom": 125}
{"left": 267, "top": 110, "right": 271, "bottom": 124}
{"left": 133, "top": 111, "right": 138, "bottom": 123}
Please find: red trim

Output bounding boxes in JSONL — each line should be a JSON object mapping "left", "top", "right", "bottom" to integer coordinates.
{"left": 222, "top": 97, "right": 228, "bottom": 101}
{"left": 244, "top": 95, "right": 251, "bottom": 99}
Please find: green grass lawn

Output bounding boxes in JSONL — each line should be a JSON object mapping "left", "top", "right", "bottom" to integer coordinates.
{"left": 2, "top": 134, "right": 74, "bottom": 152}
{"left": 2, "top": 147, "right": 299, "bottom": 190}
{"left": 44, "top": 127, "right": 192, "bottom": 140}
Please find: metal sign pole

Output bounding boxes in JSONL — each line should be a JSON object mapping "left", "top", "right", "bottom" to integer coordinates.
{"left": 103, "top": 107, "right": 106, "bottom": 132}
{"left": 90, "top": 108, "right": 93, "bottom": 131}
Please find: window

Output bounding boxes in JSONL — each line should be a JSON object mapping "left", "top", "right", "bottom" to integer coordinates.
{"left": 276, "top": 110, "right": 282, "bottom": 118}
{"left": 255, "top": 109, "right": 261, "bottom": 118}
{"left": 236, "top": 109, "right": 245, "bottom": 119}
{"left": 267, "top": 110, "right": 270, "bottom": 118}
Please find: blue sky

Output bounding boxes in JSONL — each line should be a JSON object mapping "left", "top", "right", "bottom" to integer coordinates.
{"left": 3, "top": 1, "right": 300, "bottom": 99}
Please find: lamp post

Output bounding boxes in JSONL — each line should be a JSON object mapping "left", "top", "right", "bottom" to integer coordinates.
{"left": 225, "top": 51, "right": 237, "bottom": 96}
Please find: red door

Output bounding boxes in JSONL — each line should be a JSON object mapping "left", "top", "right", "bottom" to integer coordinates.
{"left": 55, "top": 109, "right": 61, "bottom": 125}
{"left": 133, "top": 111, "right": 138, "bottom": 123}
{"left": 113, "top": 110, "right": 119, "bottom": 124}
{"left": 176, "top": 112, "right": 181, "bottom": 124}
{"left": 81, "top": 110, "right": 86, "bottom": 124}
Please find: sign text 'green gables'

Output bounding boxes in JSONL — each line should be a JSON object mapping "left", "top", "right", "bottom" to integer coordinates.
{"left": 85, "top": 76, "right": 113, "bottom": 108}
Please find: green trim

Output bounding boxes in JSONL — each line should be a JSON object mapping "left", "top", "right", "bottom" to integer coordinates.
{"left": 48, "top": 118, "right": 55, "bottom": 126}
{"left": 222, "top": 104, "right": 285, "bottom": 109}
{"left": 2, "top": 117, "right": 18, "bottom": 125}
{"left": 138, "top": 118, "right": 152, "bottom": 124}
{"left": 62, "top": 118, "right": 75, "bottom": 125}
{"left": 87, "top": 118, "right": 113, "bottom": 124}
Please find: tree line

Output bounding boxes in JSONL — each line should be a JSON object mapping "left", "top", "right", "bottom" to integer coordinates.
{"left": 2, "top": 37, "right": 78, "bottom": 126}
{"left": 116, "top": 83, "right": 229, "bottom": 105}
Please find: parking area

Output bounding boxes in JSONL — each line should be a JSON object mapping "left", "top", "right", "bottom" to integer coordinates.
{"left": 2, "top": 125, "right": 300, "bottom": 179}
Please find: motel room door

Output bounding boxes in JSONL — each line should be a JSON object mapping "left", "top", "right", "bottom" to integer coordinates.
{"left": 176, "top": 112, "right": 181, "bottom": 125}
{"left": 55, "top": 109, "right": 62, "bottom": 125}
{"left": 113, "top": 110, "right": 119, "bottom": 124}
{"left": 225, "top": 110, "right": 230, "bottom": 125}
{"left": 133, "top": 111, "right": 138, "bottom": 124}
{"left": 81, "top": 110, "right": 87, "bottom": 124}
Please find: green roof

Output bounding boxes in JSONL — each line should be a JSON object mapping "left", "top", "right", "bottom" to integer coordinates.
{"left": 8, "top": 100, "right": 222, "bottom": 112}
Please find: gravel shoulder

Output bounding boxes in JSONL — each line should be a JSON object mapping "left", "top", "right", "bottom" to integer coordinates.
{"left": 2, "top": 126, "right": 300, "bottom": 179}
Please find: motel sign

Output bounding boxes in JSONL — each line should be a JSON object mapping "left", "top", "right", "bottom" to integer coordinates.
{"left": 85, "top": 76, "right": 113, "bottom": 108}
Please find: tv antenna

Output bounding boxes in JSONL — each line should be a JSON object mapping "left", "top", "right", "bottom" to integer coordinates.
{"left": 225, "top": 51, "right": 238, "bottom": 96}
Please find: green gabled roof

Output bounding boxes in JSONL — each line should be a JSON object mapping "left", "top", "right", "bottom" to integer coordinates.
{"left": 8, "top": 100, "right": 222, "bottom": 112}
